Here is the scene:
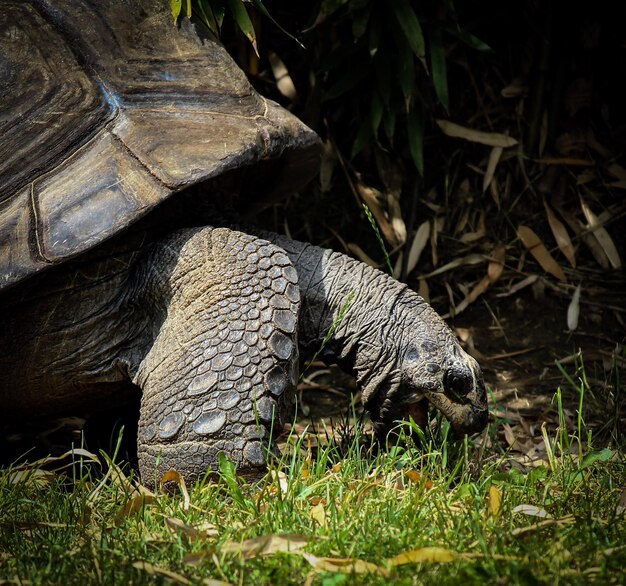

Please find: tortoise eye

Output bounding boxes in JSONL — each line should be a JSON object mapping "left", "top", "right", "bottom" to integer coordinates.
{"left": 405, "top": 346, "right": 420, "bottom": 362}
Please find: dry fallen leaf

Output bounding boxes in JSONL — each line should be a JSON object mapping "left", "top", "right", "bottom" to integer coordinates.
{"left": 616, "top": 488, "right": 626, "bottom": 516}
{"left": 436, "top": 120, "right": 518, "bottom": 147}
{"left": 355, "top": 178, "right": 406, "bottom": 247}
{"left": 309, "top": 501, "right": 328, "bottom": 528}
{"left": 160, "top": 469, "right": 190, "bottom": 512}
{"left": 483, "top": 146, "right": 504, "bottom": 193}
{"left": 115, "top": 491, "right": 157, "bottom": 526}
{"left": 268, "top": 51, "right": 297, "bottom": 101}
{"left": 567, "top": 284, "right": 582, "bottom": 331}
{"left": 517, "top": 226, "right": 567, "bottom": 282}
{"left": 222, "top": 534, "right": 309, "bottom": 559}
{"left": 488, "top": 485, "right": 503, "bottom": 517}
{"left": 133, "top": 561, "right": 192, "bottom": 585}
{"left": 388, "top": 547, "right": 456, "bottom": 566}
{"left": 543, "top": 200, "right": 576, "bottom": 267}
{"left": 422, "top": 254, "right": 485, "bottom": 279}
{"left": 579, "top": 197, "right": 622, "bottom": 269}
{"left": 165, "top": 517, "right": 218, "bottom": 542}
{"left": 406, "top": 221, "right": 431, "bottom": 275}
{"left": 512, "top": 504, "right": 551, "bottom": 518}
{"left": 303, "top": 553, "right": 389, "bottom": 576}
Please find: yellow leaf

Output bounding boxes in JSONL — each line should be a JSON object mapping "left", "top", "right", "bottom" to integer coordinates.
{"left": 488, "top": 485, "right": 502, "bottom": 517}
{"left": 405, "top": 470, "right": 421, "bottom": 483}
{"left": 517, "top": 225, "right": 567, "bottom": 282}
{"left": 309, "top": 501, "right": 328, "bottom": 528}
{"left": 388, "top": 547, "right": 456, "bottom": 566}
{"left": 303, "top": 553, "right": 389, "bottom": 576}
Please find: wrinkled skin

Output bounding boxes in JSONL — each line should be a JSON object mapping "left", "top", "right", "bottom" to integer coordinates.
{"left": 267, "top": 234, "right": 488, "bottom": 441}
{"left": 0, "top": 225, "right": 487, "bottom": 485}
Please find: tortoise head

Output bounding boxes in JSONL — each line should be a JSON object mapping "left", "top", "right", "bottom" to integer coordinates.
{"left": 360, "top": 295, "right": 488, "bottom": 441}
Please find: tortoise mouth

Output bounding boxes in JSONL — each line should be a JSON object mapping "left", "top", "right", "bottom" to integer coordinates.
{"left": 404, "top": 398, "right": 429, "bottom": 428}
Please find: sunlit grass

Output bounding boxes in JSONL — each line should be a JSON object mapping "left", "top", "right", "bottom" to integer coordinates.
{"left": 1, "top": 356, "right": 625, "bottom": 585}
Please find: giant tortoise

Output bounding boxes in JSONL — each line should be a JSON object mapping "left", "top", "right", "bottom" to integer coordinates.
{"left": 0, "top": 0, "right": 488, "bottom": 484}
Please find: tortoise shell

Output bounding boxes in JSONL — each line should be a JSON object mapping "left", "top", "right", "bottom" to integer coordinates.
{"left": 0, "top": 0, "right": 320, "bottom": 291}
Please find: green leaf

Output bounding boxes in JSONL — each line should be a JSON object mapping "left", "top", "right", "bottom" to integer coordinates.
{"left": 391, "top": 0, "right": 425, "bottom": 58}
{"left": 351, "top": 117, "right": 374, "bottom": 158}
{"left": 368, "top": 11, "right": 381, "bottom": 56}
{"left": 194, "top": 0, "right": 219, "bottom": 33}
{"left": 250, "top": 0, "right": 304, "bottom": 48}
{"left": 170, "top": 0, "right": 182, "bottom": 22}
{"left": 218, "top": 452, "right": 246, "bottom": 507}
{"left": 352, "top": 5, "right": 370, "bottom": 39}
{"left": 374, "top": 49, "right": 391, "bottom": 106}
{"left": 445, "top": 25, "right": 492, "bottom": 51}
{"left": 581, "top": 448, "right": 613, "bottom": 469}
{"left": 383, "top": 109, "right": 396, "bottom": 143}
{"left": 429, "top": 28, "right": 449, "bottom": 112}
{"left": 227, "top": 0, "right": 258, "bottom": 56}
{"left": 393, "top": 29, "right": 416, "bottom": 105}
{"left": 323, "top": 66, "right": 368, "bottom": 101}
{"left": 370, "top": 93, "right": 383, "bottom": 134}
{"left": 315, "top": 0, "right": 351, "bottom": 23}
{"left": 407, "top": 104, "right": 424, "bottom": 175}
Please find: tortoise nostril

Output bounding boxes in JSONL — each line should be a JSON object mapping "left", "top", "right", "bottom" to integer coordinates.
{"left": 443, "top": 367, "right": 474, "bottom": 402}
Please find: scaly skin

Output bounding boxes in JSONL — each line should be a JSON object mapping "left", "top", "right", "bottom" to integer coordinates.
{"left": 0, "top": 225, "right": 487, "bottom": 484}
{"left": 265, "top": 235, "right": 488, "bottom": 439}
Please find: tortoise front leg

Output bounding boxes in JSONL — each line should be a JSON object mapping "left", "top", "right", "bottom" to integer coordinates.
{"left": 132, "top": 227, "right": 300, "bottom": 486}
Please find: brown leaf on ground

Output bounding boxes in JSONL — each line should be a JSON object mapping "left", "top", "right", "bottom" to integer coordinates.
{"left": 165, "top": 517, "right": 218, "bottom": 542}
{"left": 115, "top": 491, "right": 156, "bottom": 527}
{"left": 160, "top": 469, "right": 190, "bottom": 511}
{"left": 483, "top": 146, "right": 504, "bottom": 193}
{"left": 543, "top": 200, "right": 576, "bottom": 267}
{"left": 133, "top": 561, "right": 192, "bottom": 585}
{"left": 517, "top": 225, "right": 567, "bottom": 282}
{"left": 512, "top": 504, "right": 551, "bottom": 518}
{"left": 579, "top": 197, "right": 622, "bottom": 269}
{"left": 303, "top": 553, "right": 389, "bottom": 576}
{"left": 309, "top": 501, "right": 328, "bottom": 528}
{"left": 222, "top": 534, "right": 309, "bottom": 559}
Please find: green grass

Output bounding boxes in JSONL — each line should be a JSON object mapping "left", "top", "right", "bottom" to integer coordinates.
{"left": 1, "top": 358, "right": 625, "bottom": 585}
